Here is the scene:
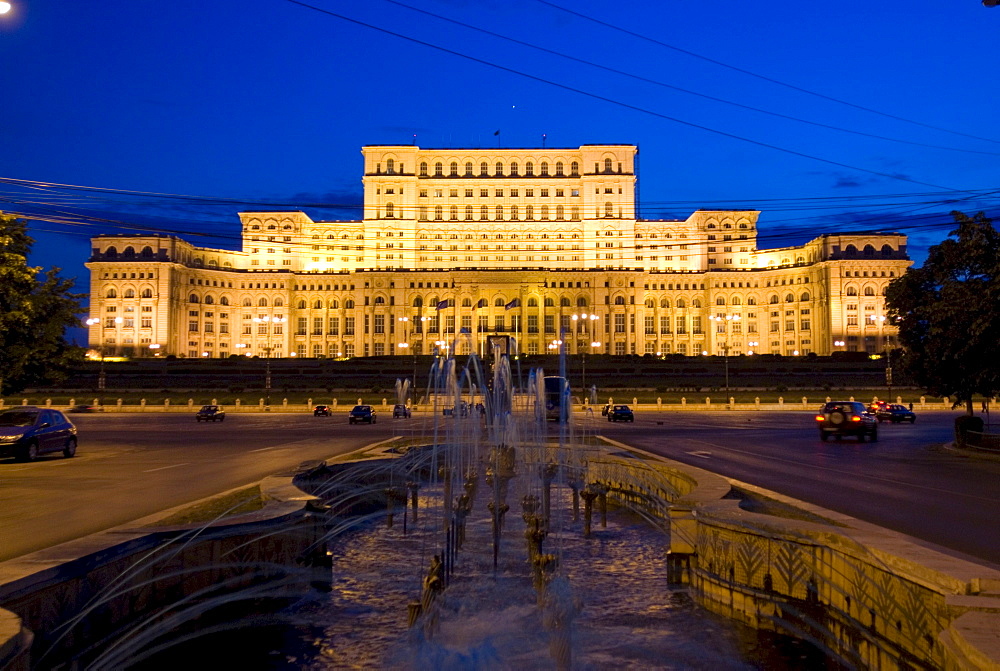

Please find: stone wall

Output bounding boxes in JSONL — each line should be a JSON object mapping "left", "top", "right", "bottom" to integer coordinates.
{"left": 0, "top": 476, "right": 328, "bottom": 669}
{"left": 593, "top": 438, "right": 1000, "bottom": 670}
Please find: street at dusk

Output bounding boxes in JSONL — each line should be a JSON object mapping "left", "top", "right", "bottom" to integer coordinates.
{"left": 3, "top": 410, "right": 997, "bottom": 566}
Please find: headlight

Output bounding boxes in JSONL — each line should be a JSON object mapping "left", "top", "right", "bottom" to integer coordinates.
{"left": 0, "top": 435, "right": 22, "bottom": 444}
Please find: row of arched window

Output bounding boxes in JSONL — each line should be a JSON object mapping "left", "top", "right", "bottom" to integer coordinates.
{"left": 842, "top": 244, "right": 896, "bottom": 257}
{"left": 102, "top": 246, "right": 156, "bottom": 259}
{"left": 105, "top": 287, "right": 154, "bottom": 299}
{"left": 845, "top": 286, "right": 883, "bottom": 296}
{"left": 246, "top": 222, "right": 294, "bottom": 231}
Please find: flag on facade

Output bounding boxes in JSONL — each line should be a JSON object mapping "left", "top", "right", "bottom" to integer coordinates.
{"left": 504, "top": 298, "right": 519, "bottom": 310}
{"left": 473, "top": 298, "right": 487, "bottom": 310}
{"left": 493, "top": 129, "right": 500, "bottom": 136}
{"left": 436, "top": 299, "right": 449, "bottom": 310}
{"left": 460, "top": 327, "right": 471, "bottom": 334}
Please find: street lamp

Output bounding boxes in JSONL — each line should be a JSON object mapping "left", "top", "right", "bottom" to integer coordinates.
{"left": 252, "top": 315, "right": 285, "bottom": 410}
{"left": 86, "top": 318, "right": 107, "bottom": 390}
{"left": 571, "top": 312, "right": 599, "bottom": 387}
{"left": 399, "top": 316, "right": 417, "bottom": 391}
{"left": 747, "top": 340, "right": 759, "bottom": 356}
{"left": 709, "top": 314, "right": 740, "bottom": 400}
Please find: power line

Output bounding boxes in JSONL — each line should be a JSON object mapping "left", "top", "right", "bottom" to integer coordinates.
{"left": 532, "top": 0, "right": 1000, "bottom": 146}
{"left": 284, "top": 0, "right": 960, "bottom": 192}
{"left": 383, "top": 0, "right": 1000, "bottom": 157}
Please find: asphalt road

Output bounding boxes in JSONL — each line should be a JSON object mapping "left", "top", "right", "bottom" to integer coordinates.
{"left": 3, "top": 409, "right": 998, "bottom": 569}
{"left": 0, "top": 412, "right": 405, "bottom": 562}
{"left": 596, "top": 410, "right": 1000, "bottom": 567}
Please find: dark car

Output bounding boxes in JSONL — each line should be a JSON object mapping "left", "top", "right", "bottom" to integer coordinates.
{"left": 0, "top": 407, "right": 78, "bottom": 461}
{"left": 68, "top": 404, "right": 103, "bottom": 413}
{"left": 314, "top": 405, "right": 333, "bottom": 417}
{"left": 195, "top": 405, "right": 226, "bottom": 422}
{"left": 868, "top": 400, "right": 890, "bottom": 415}
{"left": 816, "top": 401, "right": 877, "bottom": 442}
{"left": 348, "top": 405, "right": 377, "bottom": 424}
{"left": 607, "top": 405, "right": 635, "bottom": 422}
{"left": 392, "top": 404, "right": 411, "bottom": 419}
{"left": 876, "top": 404, "right": 916, "bottom": 424}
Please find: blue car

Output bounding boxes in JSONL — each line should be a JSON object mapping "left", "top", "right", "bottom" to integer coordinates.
{"left": 0, "top": 407, "right": 78, "bottom": 461}
{"left": 875, "top": 404, "right": 916, "bottom": 424}
{"left": 607, "top": 405, "right": 635, "bottom": 422}
{"left": 348, "top": 405, "right": 377, "bottom": 424}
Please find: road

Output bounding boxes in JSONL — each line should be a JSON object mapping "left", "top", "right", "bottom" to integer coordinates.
{"left": 2, "top": 409, "right": 998, "bottom": 569}
{"left": 596, "top": 410, "right": 1000, "bottom": 567}
{"left": 0, "top": 412, "right": 404, "bottom": 562}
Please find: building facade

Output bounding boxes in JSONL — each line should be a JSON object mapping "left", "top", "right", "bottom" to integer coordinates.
{"left": 84, "top": 144, "right": 911, "bottom": 359}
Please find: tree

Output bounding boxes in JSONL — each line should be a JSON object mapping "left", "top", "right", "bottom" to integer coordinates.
{"left": 884, "top": 211, "right": 1000, "bottom": 415}
{"left": 0, "top": 213, "right": 85, "bottom": 395}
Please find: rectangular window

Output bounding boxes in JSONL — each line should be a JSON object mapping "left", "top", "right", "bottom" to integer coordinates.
{"left": 544, "top": 315, "right": 555, "bottom": 333}
{"left": 676, "top": 316, "right": 686, "bottom": 334}
{"left": 374, "top": 314, "right": 385, "bottom": 334}
{"left": 329, "top": 317, "right": 339, "bottom": 335}
{"left": 297, "top": 317, "right": 307, "bottom": 335}
{"left": 614, "top": 314, "right": 625, "bottom": 333}
{"left": 345, "top": 317, "right": 355, "bottom": 335}
{"left": 660, "top": 316, "right": 670, "bottom": 334}
{"left": 528, "top": 315, "right": 538, "bottom": 333}
{"left": 188, "top": 321, "right": 198, "bottom": 332}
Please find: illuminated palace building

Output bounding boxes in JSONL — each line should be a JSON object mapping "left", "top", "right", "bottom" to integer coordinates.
{"left": 86, "top": 145, "right": 911, "bottom": 359}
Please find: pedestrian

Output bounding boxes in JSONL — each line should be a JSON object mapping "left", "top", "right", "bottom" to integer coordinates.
{"left": 908, "top": 402, "right": 913, "bottom": 411}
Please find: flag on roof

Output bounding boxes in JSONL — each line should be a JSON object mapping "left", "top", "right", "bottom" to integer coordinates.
{"left": 504, "top": 298, "right": 519, "bottom": 310}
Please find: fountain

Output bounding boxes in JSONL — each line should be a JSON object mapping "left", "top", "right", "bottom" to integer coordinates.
{"left": 68, "top": 338, "right": 819, "bottom": 669}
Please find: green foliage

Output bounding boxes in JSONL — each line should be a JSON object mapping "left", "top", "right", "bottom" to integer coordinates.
{"left": 885, "top": 211, "right": 1000, "bottom": 412}
{"left": 0, "top": 213, "right": 85, "bottom": 395}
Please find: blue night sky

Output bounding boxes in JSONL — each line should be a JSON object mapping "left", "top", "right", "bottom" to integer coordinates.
{"left": 2, "top": 0, "right": 999, "bottom": 324}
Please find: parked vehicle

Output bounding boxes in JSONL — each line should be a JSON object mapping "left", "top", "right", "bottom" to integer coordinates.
{"left": 443, "top": 401, "right": 469, "bottom": 417}
{"left": 816, "top": 401, "right": 877, "bottom": 441}
{"left": 876, "top": 404, "right": 916, "bottom": 424}
{"left": 195, "top": 405, "right": 226, "bottom": 422}
{"left": 349, "top": 405, "right": 377, "bottom": 424}
{"left": 607, "top": 405, "right": 635, "bottom": 422}
{"left": 313, "top": 405, "right": 333, "bottom": 417}
{"left": 68, "top": 404, "right": 103, "bottom": 413}
{"left": 392, "top": 404, "right": 411, "bottom": 419}
{"left": 0, "top": 407, "right": 78, "bottom": 461}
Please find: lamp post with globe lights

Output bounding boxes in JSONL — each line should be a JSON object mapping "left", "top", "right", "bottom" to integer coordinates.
{"left": 398, "top": 316, "right": 417, "bottom": 393}
{"left": 709, "top": 314, "right": 741, "bottom": 400}
{"left": 85, "top": 317, "right": 107, "bottom": 390}
{"left": 571, "top": 312, "right": 599, "bottom": 387}
{"left": 252, "top": 315, "right": 286, "bottom": 410}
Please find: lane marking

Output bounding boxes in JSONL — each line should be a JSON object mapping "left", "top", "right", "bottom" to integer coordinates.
{"left": 665, "top": 438, "right": 1000, "bottom": 504}
{"left": 143, "top": 463, "right": 190, "bottom": 473}
{"left": 685, "top": 450, "right": 712, "bottom": 459}
{"left": 250, "top": 446, "right": 280, "bottom": 453}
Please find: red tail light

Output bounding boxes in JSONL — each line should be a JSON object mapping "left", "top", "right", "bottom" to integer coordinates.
{"left": 851, "top": 416, "right": 861, "bottom": 422}
{"left": 815, "top": 415, "right": 824, "bottom": 421}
